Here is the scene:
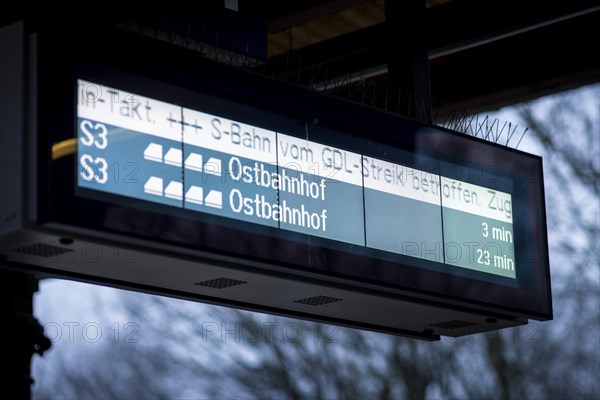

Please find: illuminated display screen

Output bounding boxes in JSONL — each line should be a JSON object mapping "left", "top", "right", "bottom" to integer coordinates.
{"left": 77, "top": 79, "right": 516, "bottom": 279}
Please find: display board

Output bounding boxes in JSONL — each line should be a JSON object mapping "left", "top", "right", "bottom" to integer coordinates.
{"left": 0, "top": 23, "right": 552, "bottom": 340}
{"left": 77, "top": 80, "right": 516, "bottom": 279}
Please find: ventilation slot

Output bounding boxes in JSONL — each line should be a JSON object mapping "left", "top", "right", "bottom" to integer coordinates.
{"left": 194, "top": 277, "right": 247, "bottom": 289}
{"left": 12, "top": 243, "right": 74, "bottom": 258}
{"left": 293, "top": 295, "right": 342, "bottom": 306}
{"left": 429, "top": 320, "right": 477, "bottom": 330}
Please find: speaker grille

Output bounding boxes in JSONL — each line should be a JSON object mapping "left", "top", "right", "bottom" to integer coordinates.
{"left": 12, "top": 243, "right": 74, "bottom": 258}
{"left": 293, "top": 295, "right": 342, "bottom": 306}
{"left": 194, "top": 277, "right": 247, "bottom": 289}
{"left": 429, "top": 320, "right": 477, "bottom": 330}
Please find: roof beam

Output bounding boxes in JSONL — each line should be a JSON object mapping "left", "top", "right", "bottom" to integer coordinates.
{"left": 261, "top": 0, "right": 600, "bottom": 111}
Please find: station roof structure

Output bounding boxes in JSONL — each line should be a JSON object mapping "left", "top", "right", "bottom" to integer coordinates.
{"left": 3, "top": 0, "right": 599, "bottom": 114}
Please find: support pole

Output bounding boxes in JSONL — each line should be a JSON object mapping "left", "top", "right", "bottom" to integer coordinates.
{"left": 385, "top": 0, "right": 432, "bottom": 122}
{"left": 0, "top": 269, "right": 51, "bottom": 399}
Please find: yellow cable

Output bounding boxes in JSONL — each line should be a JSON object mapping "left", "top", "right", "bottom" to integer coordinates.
{"left": 51, "top": 138, "right": 77, "bottom": 161}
